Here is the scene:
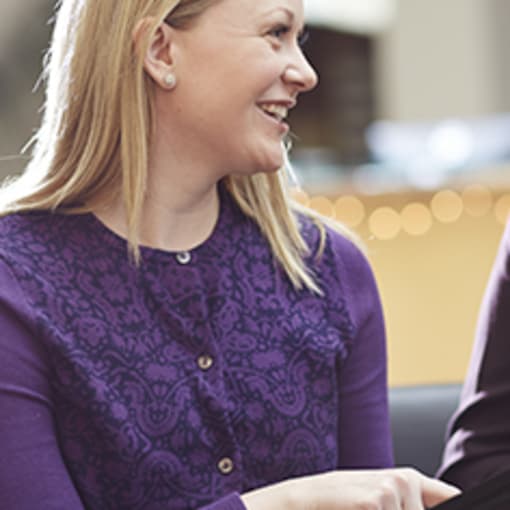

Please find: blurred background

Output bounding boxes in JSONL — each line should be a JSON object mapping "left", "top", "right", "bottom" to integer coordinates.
{"left": 2, "top": 0, "right": 510, "bottom": 387}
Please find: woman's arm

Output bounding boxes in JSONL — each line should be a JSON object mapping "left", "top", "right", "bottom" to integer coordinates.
{"left": 333, "top": 234, "right": 394, "bottom": 468}
{"left": 0, "top": 261, "right": 86, "bottom": 509}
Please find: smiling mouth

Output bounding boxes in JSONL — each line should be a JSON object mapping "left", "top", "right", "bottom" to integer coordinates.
{"left": 258, "top": 104, "right": 289, "bottom": 123}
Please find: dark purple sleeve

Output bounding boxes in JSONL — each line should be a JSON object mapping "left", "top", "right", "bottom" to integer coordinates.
{"left": 438, "top": 222, "right": 510, "bottom": 489}
{"left": 332, "top": 236, "right": 394, "bottom": 469}
{"left": 199, "top": 493, "right": 246, "bottom": 510}
{"left": 0, "top": 260, "right": 86, "bottom": 509}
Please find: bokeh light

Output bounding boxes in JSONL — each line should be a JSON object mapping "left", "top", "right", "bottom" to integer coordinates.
{"left": 462, "top": 184, "right": 492, "bottom": 217}
{"left": 309, "top": 196, "right": 334, "bottom": 218}
{"left": 494, "top": 194, "right": 510, "bottom": 225}
{"left": 401, "top": 203, "right": 433, "bottom": 236}
{"left": 430, "top": 190, "right": 463, "bottom": 223}
{"left": 334, "top": 195, "right": 366, "bottom": 228}
{"left": 369, "top": 207, "right": 401, "bottom": 240}
{"left": 291, "top": 188, "right": 310, "bottom": 207}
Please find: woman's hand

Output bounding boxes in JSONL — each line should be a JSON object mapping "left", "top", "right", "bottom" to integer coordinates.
{"left": 241, "top": 467, "right": 460, "bottom": 510}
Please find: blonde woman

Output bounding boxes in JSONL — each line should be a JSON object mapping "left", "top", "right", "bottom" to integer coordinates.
{"left": 0, "top": 0, "right": 459, "bottom": 508}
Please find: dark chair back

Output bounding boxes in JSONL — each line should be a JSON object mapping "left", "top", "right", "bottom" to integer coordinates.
{"left": 389, "top": 384, "right": 461, "bottom": 476}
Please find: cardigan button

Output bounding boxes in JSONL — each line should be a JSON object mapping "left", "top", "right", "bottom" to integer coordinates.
{"left": 176, "top": 251, "right": 191, "bottom": 265}
{"left": 217, "top": 457, "right": 234, "bottom": 475}
{"left": 197, "top": 355, "right": 214, "bottom": 371}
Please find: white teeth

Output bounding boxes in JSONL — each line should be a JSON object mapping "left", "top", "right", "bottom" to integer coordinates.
{"left": 260, "top": 104, "right": 288, "bottom": 121}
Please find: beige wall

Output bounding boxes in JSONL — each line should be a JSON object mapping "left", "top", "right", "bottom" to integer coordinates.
{"left": 374, "top": 0, "right": 503, "bottom": 120}
{"left": 491, "top": 0, "right": 510, "bottom": 112}
{"left": 365, "top": 200, "right": 502, "bottom": 386}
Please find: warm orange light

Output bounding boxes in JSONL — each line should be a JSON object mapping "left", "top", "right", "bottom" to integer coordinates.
{"left": 462, "top": 184, "right": 492, "bottom": 217}
{"left": 401, "top": 203, "right": 433, "bottom": 236}
{"left": 334, "top": 196, "right": 366, "bottom": 228}
{"left": 430, "top": 190, "right": 463, "bottom": 223}
{"left": 290, "top": 188, "right": 310, "bottom": 207}
{"left": 369, "top": 207, "right": 401, "bottom": 240}
{"left": 309, "top": 196, "right": 334, "bottom": 218}
{"left": 494, "top": 194, "right": 510, "bottom": 225}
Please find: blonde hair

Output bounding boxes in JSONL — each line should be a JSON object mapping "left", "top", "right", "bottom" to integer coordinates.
{"left": 0, "top": 0, "right": 357, "bottom": 294}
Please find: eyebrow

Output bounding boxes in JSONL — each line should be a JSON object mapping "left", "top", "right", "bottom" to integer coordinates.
{"left": 279, "top": 7, "right": 295, "bottom": 22}
{"left": 271, "top": 6, "right": 305, "bottom": 32}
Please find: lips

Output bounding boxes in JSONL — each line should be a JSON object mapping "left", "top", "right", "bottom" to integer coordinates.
{"left": 258, "top": 103, "right": 289, "bottom": 122}
{"left": 256, "top": 101, "right": 296, "bottom": 135}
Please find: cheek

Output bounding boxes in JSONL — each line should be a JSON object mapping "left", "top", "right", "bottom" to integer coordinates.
{"left": 228, "top": 51, "right": 284, "bottom": 97}
{"left": 252, "top": 60, "right": 284, "bottom": 90}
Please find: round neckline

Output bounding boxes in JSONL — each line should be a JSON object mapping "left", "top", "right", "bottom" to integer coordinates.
{"left": 84, "top": 186, "right": 230, "bottom": 262}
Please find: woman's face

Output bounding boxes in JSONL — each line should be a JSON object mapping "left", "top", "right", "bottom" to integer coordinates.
{"left": 166, "top": 0, "right": 318, "bottom": 176}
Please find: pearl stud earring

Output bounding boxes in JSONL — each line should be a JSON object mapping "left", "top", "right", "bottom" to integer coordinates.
{"left": 164, "top": 73, "right": 176, "bottom": 89}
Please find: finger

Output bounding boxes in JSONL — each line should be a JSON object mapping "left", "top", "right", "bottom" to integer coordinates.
{"left": 379, "top": 478, "right": 401, "bottom": 510}
{"left": 419, "top": 475, "right": 461, "bottom": 508}
{"left": 400, "top": 477, "right": 424, "bottom": 510}
{"left": 403, "top": 493, "right": 424, "bottom": 510}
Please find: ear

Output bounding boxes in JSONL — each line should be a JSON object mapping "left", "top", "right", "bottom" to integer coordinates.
{"left": 133, "top": 17, "right": 177, "bottom": 90}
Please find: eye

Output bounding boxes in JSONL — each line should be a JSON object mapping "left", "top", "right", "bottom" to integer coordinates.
{"left": 267, "top": 23, "right": 291, "bottom": 40}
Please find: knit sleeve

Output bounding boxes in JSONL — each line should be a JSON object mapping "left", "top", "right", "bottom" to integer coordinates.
{"left": 328, "top": 233, "right": 394, "bottom": 469}
{"left": 0, "top": 258, "right": 86, "bottom": 509}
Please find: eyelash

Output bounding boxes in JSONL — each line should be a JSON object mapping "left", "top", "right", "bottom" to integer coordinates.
{"left": 298, "top": 30, "right": 310, "bottom": 47}
{"left": 268, "top": 24, "right": 291, "bottom": 40}
{"left": 267, "top": 25, "right": 310, "bottom": 48}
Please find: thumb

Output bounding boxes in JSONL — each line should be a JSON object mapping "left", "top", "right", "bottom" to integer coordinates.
{"left": 420, "top": 476, "right": 461, "bottom": 508}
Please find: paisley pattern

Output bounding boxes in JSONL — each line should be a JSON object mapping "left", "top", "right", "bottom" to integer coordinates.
{"left": 0, "top": 186, "right": 389, "bottom": 509}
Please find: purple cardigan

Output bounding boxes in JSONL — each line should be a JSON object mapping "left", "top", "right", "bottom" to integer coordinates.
{"left": 439, "top": 221, "right": 510, "bottom": 489}
{"left": 0, "top": 188, "right": 392, "bottom": 509}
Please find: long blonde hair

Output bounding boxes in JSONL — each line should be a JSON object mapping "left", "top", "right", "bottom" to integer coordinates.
{"left": 0, "top": 0, "right": 356, "bottom": 294}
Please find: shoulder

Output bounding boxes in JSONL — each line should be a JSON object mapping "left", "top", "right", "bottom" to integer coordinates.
{"left": 0, "top": 212, "right": 97, "bottom": 299}
{"left": 0, "top": 211, "right": 65, "bottom": 255}
{"left": 0, "top": 211, "right": 101, "bottom": 264}
{"left": 0, "top": 212, "right": 61, "bottom": 307}
{"left": 299, "top": 213, "right": 382, "bottom": 329}
{"left": 0, "top": 210, "right": 43, "bottom": 235}
{"left": 299, "top": 213, "right": 374, "bottom": 287}
{"left": 0, "top": 216, "right": 45, "bottom": 335}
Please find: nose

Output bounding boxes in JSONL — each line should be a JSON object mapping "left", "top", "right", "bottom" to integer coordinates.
{"left": 283, "top": 49, "right": 319, "bottom": 93}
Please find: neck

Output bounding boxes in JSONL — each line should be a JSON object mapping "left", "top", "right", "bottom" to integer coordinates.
{"left": 94, "top": 159, "right": 222, "bottom": 253}
{"left": 94, "top": 111, "right": 230, "bottom": 252}
{"left": 95, "top": 183, "right": 221, "bottom": 253}
{"left": 141, "top": 181, "right": 221, "bottom": 252}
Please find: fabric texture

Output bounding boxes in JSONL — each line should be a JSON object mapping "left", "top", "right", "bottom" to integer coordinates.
{"left": 439, "top": 221, "right": 510, "bottom": 489}
{"left": 0, "top": 186, "right": 392, "bottom": 509}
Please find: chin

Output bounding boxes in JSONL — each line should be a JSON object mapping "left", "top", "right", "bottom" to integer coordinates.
{"left": 232, "top": 142, "right": 285, "bottom": 176}
{"left": 257, "top": 148, "right": 285, "bottom": 173}
{"left": 233, "top": 162, "right": 282, "bottom": 178}
{"left": 253, "top": 162, "right": 284, "bottom": 175}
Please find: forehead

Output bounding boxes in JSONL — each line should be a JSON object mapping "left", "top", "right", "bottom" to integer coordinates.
{"left": 208, "top": 0, "right": 305, "bottom": 24}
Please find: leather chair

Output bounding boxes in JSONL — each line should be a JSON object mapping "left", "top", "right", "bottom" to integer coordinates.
{"left": 389, "top": 384, "right": 462, "bottom": 476}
